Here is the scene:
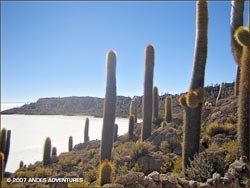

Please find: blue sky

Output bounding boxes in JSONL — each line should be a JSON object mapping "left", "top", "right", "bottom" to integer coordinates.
{"left": 1, "top": 1, "right": 249, "bottom": 103}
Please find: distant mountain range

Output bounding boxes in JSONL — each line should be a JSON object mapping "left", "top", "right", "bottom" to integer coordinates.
{"left": 1, "top": 82, "right": 235, "bottom": 118}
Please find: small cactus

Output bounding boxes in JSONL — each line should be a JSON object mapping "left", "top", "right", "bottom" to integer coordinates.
{"left": 84, "top": 118, "right": 90, "bottom": 142}
{"left": 142, "top": 44, "right": 155, "bottom": 141}
{"left": 43, "top": 137, "right": 51, "bottom": 166}
{"left": 99, "top": 160, "right": 113, "bottom": 186}
{"left": 216, "top": 82, "right": 225, "bottom": 106}
{"left": 128, "top": 115, "right": 135, "bottom": 139}
{"left": 100, "top": 50, "right": 117, "bottom": 161}
{"left": 52, "top": 147, "right": 57, "bottom": 157}
{"left": 68, "top": 136, "right": 73, "bottom": 152}
{"left": 152, "top": 86, "right": 159, "bottom": 120}
{"left": 19, "top": 161, "right": 24, "bottom": 168}
{"left": 164, "top": 96, "right": 172, "bottom": 123}
{"left": 0, "top": 129, "right": 7, "bottom": 153}
{"left": 179, "top": 94, "right": 188, "bottom": 107}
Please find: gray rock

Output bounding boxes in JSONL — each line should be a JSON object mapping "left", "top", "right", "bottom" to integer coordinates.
{"left": 116, "top": 172, "right": 145, "bottom": 185}
{"left": 103, "top": 183, "right": 124, "bottom": 188}
{"left": 189, "top": 180, "right": 199, "bottom": 188}
{"left": 148, "top": 171, "right": 160, "bottom": 182}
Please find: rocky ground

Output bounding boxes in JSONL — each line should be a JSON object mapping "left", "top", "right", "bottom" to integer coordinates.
{"left": 3, "top": 82, "right": 250, "bottom": 188}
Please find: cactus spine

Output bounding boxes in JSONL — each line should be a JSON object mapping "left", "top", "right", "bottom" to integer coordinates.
{"left": 113, "top": 124, "right": 118, "bottom": 142}
{"left": 128, "top": 115, "right": 135, "bottom": 139}
{"left": 142, "top": 44, "right": 155, "bottom": 141}
{"left": 43, "top": 137, "right": 51, "bottom": 166}
{"left": 4, "top": 130, "right": 11, "bottom": 170}
{"left": 84, "top": 118, "right": 89, "bottom": 142}
{"left": 68, "top": 136, "right": 73, "bottom": 152}
{"left": 165, "top": 96, "right": 172, "bottom": 123}
{"left": 99, "top": 160, "right": 113, "bottom": 186}
{"left": 100, "top": 50, "right": 117, "bottom": 161}
{"left": 235, "top": 25, "right": 250, "bottom": 160}
{"left": 231, "top": 0, "right": 245, "bottom": 96}
{"left": 152, "top": 86, "right": 159, "bottom": 120}
{"left": 182, "top": 0, "right": 208, "bottom": 172}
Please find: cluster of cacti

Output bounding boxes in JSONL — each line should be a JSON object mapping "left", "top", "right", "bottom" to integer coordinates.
{"left": 99, "top": 160, "right": 113, "bottom": 186}
{"left": 100, "top": 50, "right": 117, "bottom": 161}
{"left": 235, "top": 25, "right": 250, "bottom": 160}
{"left": 52, "top": 147, "right": 57, "bottom": 157}
{"left": 128, "top": 115, "right": 135, "bottom": 139}
{"left": 113, "top": 124, "right": 118, "bottom": 142}
{"left": 181, "top": 0, "right": 208, "bottom": 173}
{"left": 216, "top": 82, "right": 225, "bottom": 106}
{"left": 141, "top": 44, "right": 155, "bottom": 141}
{"left": 164, "top": 96, "right": 172, "bottom": 123}
{"left": 152, "top": 86, "right": 159, "bottom": 120}
{"left": 0, "top": 128, "right": 11, "bottom": 171}
{"left": 68, "top": 136, "right": 73, "bottom": 152}
{"left": 43, "top": 137, "right": 51, "bottom": 166}
{"left": 230, "top": 0, "right": 245, "bottom": 96}
{"left": 84, "top": 118, "right": 90, "bottom": 142}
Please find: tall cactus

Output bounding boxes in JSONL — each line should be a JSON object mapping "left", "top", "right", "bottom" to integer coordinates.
{"left": 68, "top": 136, "right": 73, "bottom": 152}
{"left": 133, "top": 97, "right": 138, "bottom": 123}
{"left": 235, "top": 25, "right": 250, "bottom": 160}
{"left": 0, "top": 152, "right": 3, "bottom": 188}
{"left": 141, "top": 44, "right": 155, "bottom": 141}
{"left": 43, "top": 137, "right": 51, "bottom": 166}
{"left": 128, "top": 115, "right": 135, "bottom": 139}
{"left": 84, "top": 118, "right": 89, "bottom": 142}
{"left": 216, "top": 82, "right": 225, "bottom": 106}
{"left": 152, "top": 86, "right": 159, "bottom": 120}
{"left": 182, "top": 0, "right": 208, "bottom": 172}
{"left": 113, "top": 124, "right": 118, "bottom": 142}
{"left": 99, "top": 160, "right": 113, "bottom": 186}
{"left": 4, "top": 130, "right": 11, "bottom": 170}
{"left": 0, "top": 129, "right": 7, "bottom": 154}
{"left": 100, "top": 50, "right": 117, "bottom": 161}
{"left": 231, "top": 0, "right": 245, "bottom": 96}
{"left": 165, "top": 96, "right": 172, "bottom": 123}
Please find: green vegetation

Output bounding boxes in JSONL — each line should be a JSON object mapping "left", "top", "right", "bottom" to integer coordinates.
{"left": 130, "top": 141, "right": 151, "bottom": 160}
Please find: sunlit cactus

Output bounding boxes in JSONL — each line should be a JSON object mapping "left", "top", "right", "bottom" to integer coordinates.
{"left": 161, "top": 121, "right": 168, "bottom": 128}
{"left": 113, "top": 124, "right": 118, "bottom": 142}
{"left": 153, "top": 86, "right": 159, "bottom": 120}
{"left": 179, "top": 94, "right": 188, "bottom": 107}
{"left": 84, "top": 118, "right": 90, "bottom": 142}
{"left": 230, "top": 0, "right": 245, "bottom": 96}
{"left": 183, "top": 0, "right": 208, "bottom": 172}
{"left": 128, "top": 115, "right": 135, "bottom": 139}
{"left": 99, "top": 160, "right": 113, "bottom": 186}
{"left": 164, "top": 96, "right": 172, "bottom": 123}
{"left": 235, "top": 26, "right": 250, "bottom": 160}
{"left": 43, "top": 137, "right": 51, "bottom": 166}
{"left": 100, "top": 50, "right": 117, "bottom": 161}
{"left": 142, "top": 44, "right": 155, "bottom": 141}
{"left": 68, "top": 136, "right": 73, "bottom": 152}
{"left": 216, "top": 82, "right": 225, "bottom": 106}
